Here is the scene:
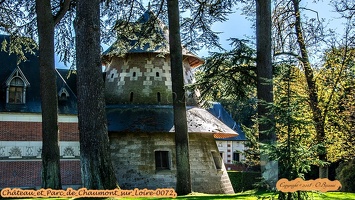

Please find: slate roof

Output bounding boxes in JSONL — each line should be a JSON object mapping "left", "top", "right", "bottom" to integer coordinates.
{"left": 207, "top": 102, "right": 247, "bottom": 141}
{"left": 0, "top": 35, "right": 77, "bottom": 114}
{"left": 106, "top": 105, "right": 238, "bottom": 138}
{"left": 102, "top": 9, "right": 204, "bottom": 68}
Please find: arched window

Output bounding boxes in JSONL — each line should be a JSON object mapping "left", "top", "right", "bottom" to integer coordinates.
{"left": 5, "top": 67, "right": 30, "bottom": 105}
{"left": 133, "top": 72, "right": 136, "bottom": 77}
{"left": 8, "top": 77, "right": 25, "bottom": 104}
{"left": 156, "top": 72, "right": 160, "bottom": 77}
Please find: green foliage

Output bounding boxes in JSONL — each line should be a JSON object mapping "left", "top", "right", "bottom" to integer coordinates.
{"left": 0, "top": 35, "right": 37, "bottom": 63}
{"left": 317, "top": 48, "right": 355, "bottom": 162}
{"left": 336, "top": 159, "right": 355, "bottom": 192}
{"left": 0, "top": 0, "right": 77, "bottom": 67}
{"left": 179, "top": 0, "right": 238, "bottom": 52}
{"left": 228, "top": 171, "right": 262, "bottom": 193}
{"left": 194, "top": 39, "right": 256, "bottom": 104}
{"left": 261, "top": 62, "right": 324, "bottom": 199}
{"left": 242, "top": 122, "right": 260, "bottom": 170}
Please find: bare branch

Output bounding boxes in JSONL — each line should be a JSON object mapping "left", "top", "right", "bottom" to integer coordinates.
{"left": 53, "top": 0, "right": 71, "bottom": 25}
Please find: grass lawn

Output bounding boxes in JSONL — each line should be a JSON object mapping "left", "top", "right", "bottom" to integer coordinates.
{"left": 135, "top": 190, "right": 355, "bottom": 200}
{"left": 12, "top": 190, "right": 355, "bottom": 200}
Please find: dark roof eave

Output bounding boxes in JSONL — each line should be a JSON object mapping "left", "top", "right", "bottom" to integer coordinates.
{"left": 102, "top": 51, "right": 204, "bottom": 68}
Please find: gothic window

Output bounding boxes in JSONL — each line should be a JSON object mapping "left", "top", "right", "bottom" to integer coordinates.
{"left": 155, "top": 151, "right": 170, "bottom": 170}
{"left": 8, "top": 77, "right": 25, "bottom": 104}
{"left": 5, "top": 67, "right": 30, "bottom": 104}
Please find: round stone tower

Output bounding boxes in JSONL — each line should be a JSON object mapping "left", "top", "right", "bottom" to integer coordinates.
{"left": 102, "top": 9, "right": 236, "bottom": 194}
{"left": 103, "top": 53, "right": 202, "bottom": 105}
{"left": 102, "top": 10, "right": 203, "bottom": 106}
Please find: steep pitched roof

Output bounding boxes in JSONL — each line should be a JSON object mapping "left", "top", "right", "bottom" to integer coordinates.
{"left": 102, "top": 9, "right": 204, "bottom": 68}
{"left": 207, "top": 102, "right": 247, "bottom": 141}
{"left": 0, "top": 35, "right": 77, "bottom": 114}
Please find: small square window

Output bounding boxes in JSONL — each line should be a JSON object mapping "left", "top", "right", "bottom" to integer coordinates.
{"left": 155, "top": 151, "right": 170, "bottom": 170}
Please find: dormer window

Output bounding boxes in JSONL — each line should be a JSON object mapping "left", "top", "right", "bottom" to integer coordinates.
{"left": 58, "top": 87, "right": 70, "bottom": 101}
{"left": 5, "top": 67, "right": 30, "bottom": 104}
{"left": 8, "top": 78, "right": 25, "bottom": 104}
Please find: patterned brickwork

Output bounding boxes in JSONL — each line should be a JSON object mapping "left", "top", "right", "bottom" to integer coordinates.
{"left": 0, "top": 160, "right": 81, "bottom": 188}
{"left": 105, "top": 53, "right": 197, "bottom": 105}
{"left": 0, "top": 121, "right": 78, "bottom": 141}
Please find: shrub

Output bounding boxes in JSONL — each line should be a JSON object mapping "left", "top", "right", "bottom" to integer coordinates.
{"left": 336, "top": 159, "right": 355, "bottom": 192}
{"left": 228, "top": 171, "right": 261, "bottom": 192}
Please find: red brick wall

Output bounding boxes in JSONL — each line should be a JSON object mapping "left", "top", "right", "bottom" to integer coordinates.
{"left": 59, "top": 123, "right": 79, "bottom": 141}
{"left": 0, "top": 160, "right": 81, "bottom": 188}
{"left": 0, "top": 122, "right": 78, "bottom": 141}
{"left": 0, "top": 122, "right": 42, "bottom": 141}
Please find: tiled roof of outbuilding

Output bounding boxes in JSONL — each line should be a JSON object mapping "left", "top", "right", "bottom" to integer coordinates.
{"left": 207, "top": 102, "right": 247, "bottom": 141}
{"left": 106, "top": 105, "right": 238, "bottom": 137}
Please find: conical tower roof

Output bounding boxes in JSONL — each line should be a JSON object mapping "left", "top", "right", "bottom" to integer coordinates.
{"left": 102, "top": 9, "right": 204, "bottom": 68}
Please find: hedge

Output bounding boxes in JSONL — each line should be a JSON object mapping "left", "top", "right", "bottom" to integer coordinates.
{"left": 228, "top": 171, "right": 262, "bottom": 193}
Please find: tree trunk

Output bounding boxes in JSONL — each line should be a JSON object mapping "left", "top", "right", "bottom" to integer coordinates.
{"left": 256, "top": 0, "right": 277, "bottom": 188}
{"left": 36, "top": 0, "right": 62, "bottom": 189}
{"left": 75, "top": 0, "right": 118, "bottom": 189}
{"left": 292, "top": 0, "right": 327, "bottom": 178}
{"left": 167, "top": 0, "right": 192, "bottom": 195}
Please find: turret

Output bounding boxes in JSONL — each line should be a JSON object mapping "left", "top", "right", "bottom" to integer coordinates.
{"left": 102, "top": 9, "right": 203, "bottom": 106}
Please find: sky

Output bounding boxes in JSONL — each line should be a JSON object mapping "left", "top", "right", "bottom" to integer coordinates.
{"left": 197, "top": 0, "right": 345, "bottom": 57}
{"left": 56, "top": 0, "right": 345, "bottom": 68}
{"left": 55, "top": 6, "right": 251, "bottom": 68}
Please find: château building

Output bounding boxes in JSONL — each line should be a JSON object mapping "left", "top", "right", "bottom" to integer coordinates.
{"left": 102, "top": 9, "right": 236, "bottom": 194}
{"left": 0, "top": 9, "right": 240, "bottom": 194}
{"left": 0, "top": 35, "right": 81, "bottom": 188}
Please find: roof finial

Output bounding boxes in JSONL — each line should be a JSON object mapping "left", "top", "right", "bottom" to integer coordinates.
{"left": 148, "top": 2, "right": 151, "bottom": 11}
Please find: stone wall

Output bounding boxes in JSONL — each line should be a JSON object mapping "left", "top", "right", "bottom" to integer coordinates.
{"left": 109, "top": 132, "right": 234, "bottom": 194}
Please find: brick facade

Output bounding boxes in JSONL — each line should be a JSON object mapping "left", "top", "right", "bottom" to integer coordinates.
{"left": 0, "top": 160, "right": 81, "bottom": 188}
{"left": 0, "top": 113, "right": 80, "bottom": 188}
{"left": 0, "top": 121, "right": 78, "bottom": 141}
